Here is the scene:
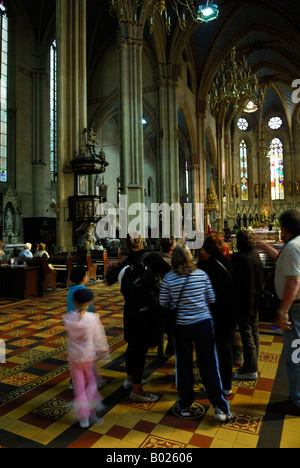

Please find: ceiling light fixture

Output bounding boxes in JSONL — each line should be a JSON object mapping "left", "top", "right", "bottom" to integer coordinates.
{"left": 110, "top": 0, "right": 219, "bottom": 35}
{"left": 208, "top": 47, "right": 264, "bottom": 116}
{"left": 197, "top": 2, "right": 219, "bottom": 22}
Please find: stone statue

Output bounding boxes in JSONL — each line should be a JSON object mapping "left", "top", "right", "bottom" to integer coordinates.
{"left": 5, "top": 207, "right": 13, "bottom": 235}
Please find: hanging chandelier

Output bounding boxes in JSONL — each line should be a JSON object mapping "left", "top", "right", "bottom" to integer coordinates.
{"left": 208, "top": 47, "right": 264, "bottom": 116}
{"left": 256, "top": 119, "right": 272, "bottom": 159}
{"left": 109, "top": 0, "right": 219, "bottom": 34}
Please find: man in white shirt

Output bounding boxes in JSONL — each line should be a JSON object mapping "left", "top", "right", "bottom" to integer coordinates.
{"left": 262, "top": 210, "right": 300, "bottom": 415}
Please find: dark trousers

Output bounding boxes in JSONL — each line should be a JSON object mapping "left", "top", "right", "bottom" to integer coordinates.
{"left": 214, "top": 326, "right": 235, "bottom": 390}
{"left": 238, "top": 311, "right": 259, "bottom": 373}
{"left": 174, "top": 318, "right": 230, "bottom": 414}
{"left": 125, "top": 340, "right": 149, "bottom": 385}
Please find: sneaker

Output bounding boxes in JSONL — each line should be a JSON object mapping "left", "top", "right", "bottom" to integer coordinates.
{"left": 214, "top": 407, "right": 233, "bottom": 422}
{"left": 130, "top": 391, "right": 159, "bottom": 403}
{"left": 179, "top": 406, "right": 192, "bottom": 417}
{"left": 223, "top": 389, "right": 232, "bottom": 396}
{"left": 233, "top": 370, "right": 258, "bottom": 380}
{"left": 123, "top": 378, "right": 146, "bottom": 389}
{"left": 176, "top": 403, "right": 201, "bottom": 418}
{"left": 178, "top": 406, "right": 193, "bottom": 417}
{"left": 79, "top": 418, "right": 90, "bottom": 428}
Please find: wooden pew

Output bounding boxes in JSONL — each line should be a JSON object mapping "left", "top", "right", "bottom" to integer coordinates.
{"left": 1, "top": 249, "right": 111, "bottom": 296}
{"left": 7, "top": 256, "right": 58, "bottom": 294}
{"left": 41, "top": 257, "right": 57, "bottom": 292}
{"left": 66, "top": 253, "right": 97, "bottom": 287}
{"left": 47, "top": 253, "right": 69, "bottom": 287}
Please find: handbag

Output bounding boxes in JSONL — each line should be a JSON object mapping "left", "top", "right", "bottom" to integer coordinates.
{"left": 259, "top": 288, "right": 274, "bottom": 310}
{"left": 160, "top": 275, "right": 189, "bottom": 335}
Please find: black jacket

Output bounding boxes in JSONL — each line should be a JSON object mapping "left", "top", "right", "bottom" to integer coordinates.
{"left": 107, "top": 250, "right": 170, "bottom": 344}
{"left": 231, "top": 248, "right": 265, "bottom": 316}
{"left": 197, "top": 254, "right": 237, "bottom": 329}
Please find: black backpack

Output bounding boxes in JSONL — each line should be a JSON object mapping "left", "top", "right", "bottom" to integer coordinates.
{"left": 120, "top": 253, "right": 159, "bottom": 311}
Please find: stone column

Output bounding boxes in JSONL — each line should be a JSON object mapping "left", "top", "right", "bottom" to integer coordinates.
{"left": 56, "top": 0, "right": 87, "bottom": 250}
{"left": 118, "top": 14, "right": 145, "bottom": 210}
{"left": 157, "top": 65, "right": 180, "bottom": 206}
{"left": 196, "top": 103, "right": 207, "bottom": 205}
{"left": 216, "top": 122, "right": 224, "bottom": 232}
{"left": 32, "top": 66, "right": 47, "bottom": 217}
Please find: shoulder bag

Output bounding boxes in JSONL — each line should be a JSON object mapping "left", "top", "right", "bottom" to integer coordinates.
{"left": 160, "top": 275, "right": 189, "bottom": 335}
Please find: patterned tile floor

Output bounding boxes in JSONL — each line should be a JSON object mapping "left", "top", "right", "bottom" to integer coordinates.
{"left": 0, "top": 282, "right": 299, "bottom": 449}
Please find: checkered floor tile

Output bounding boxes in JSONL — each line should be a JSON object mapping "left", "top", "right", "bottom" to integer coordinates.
{"left": 0, "top": 282, "right": 298, "bottom": 448}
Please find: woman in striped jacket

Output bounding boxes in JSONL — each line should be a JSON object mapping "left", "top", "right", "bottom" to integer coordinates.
{"left": 159, "top": 244, "right": 233, "bottom": 422}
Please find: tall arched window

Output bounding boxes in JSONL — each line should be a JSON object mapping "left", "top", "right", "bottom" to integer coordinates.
{"left": 269, "top": 138, "right": 284, "bottom": 200}
{"left": 240, "top": 139, "right": 248, "bottom": 201}
{"left": 50, "top": 40, "right": 57, "bottom": 182}
{"left": 0, "top": 1, "right": 8, "bottom": 183}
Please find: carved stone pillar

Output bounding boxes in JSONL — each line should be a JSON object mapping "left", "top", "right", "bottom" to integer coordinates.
{"left": 56, "top": 0, "right": 87, "bottom": 250}
{"left": 32, "top": 66, "right": 47, "bottom": 217}
{"left": 156, "top": 65, "right": 180, "bottom": 206}
{"left": 216, "top": 122, "right": 224, "bottom": 231}
{"left": 117, "top": 11, "right": 145, "bottom": 210}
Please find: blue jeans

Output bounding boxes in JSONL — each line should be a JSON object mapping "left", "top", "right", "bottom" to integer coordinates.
{"left": 282, "top": 303, "right": 300, "bottom": 406}
{"left": 174, "top": 318, "right": 230, "bottom": 414}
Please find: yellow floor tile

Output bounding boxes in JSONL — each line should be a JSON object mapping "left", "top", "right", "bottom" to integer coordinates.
{"left": 231, "top": 393, "right": 252, "bottom": 410}
{"left": 215, "top": 427, "right": 239, "bottom": 443}
{"left": 91, "top": 435, "right": 120, "bottom": 448}
{"left": 280, "top": 440, "right": 300, "bottom": 448}
{"left": 0, "top": 416, "right": 15, "bottom": 429}
{"left": 115, "top": 440, "right": 140, "bottom": 448}
{"left": 210, "top": 438, "right": 234, "bottom": 448}
{"left": 122, "top": 429, "right": 148, "bottom": 445}
{"left": 150, "top": 424, "right": 175, "bottom": 439}
{"left": 280, "top": 429, "right": 300, "bottom": 445}
{"left": 18, "top": 424, "right": 44, "bottom": 440}
{"left": 0, "top": 285, "right": 290, "bottom": 449}
{"left": 31, "top": 429, "right": 57, "bottom": 446}
{"left": 142, "top": 412, "right": 164, "bottom": 424}
{"left": 4, "top": 419, "right": 29, "bottom": 435}
{"left": 169, "top": 428, "right": 193, "bottom": 444}
{"left": 235, "top": 432, "right": 259, "bottom": 448}
{"left": 89, "top": 420, "right": 113, "bottom": 435}
{"left": 283, "top": 415, "right": 300, "bottom": 433}
{"left": 116, "top": 414, "right": 142, "bottom": 429}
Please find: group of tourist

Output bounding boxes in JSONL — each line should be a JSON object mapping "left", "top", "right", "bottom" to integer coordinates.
{"left": 63, "top": 209, "right": 300, "bottom": 428}
{"left": 0, "top": 241, "right": 50, "bottom": 260}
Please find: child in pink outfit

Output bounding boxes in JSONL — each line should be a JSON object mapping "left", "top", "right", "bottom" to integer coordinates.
{"left": 63, "top": 288, "right": 109, "bottom": 428}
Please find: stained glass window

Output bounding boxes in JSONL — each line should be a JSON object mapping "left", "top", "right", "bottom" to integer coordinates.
{"left": 268, "top": 116, "right": 282, "bottom": 130}
{"left": 269, "top": 138, "right": 284, "bottom": 200}
{"left": 50, "top": 40, "right": 57, "bottom": 182}
{"left": 237, "top": 118, "right": 248, "bottom": 131}
{"left": 240, "top": 139, "right": 248, "bottom": 201}
{"left": 0, "top": 2, "right": 8, "bottom": 183}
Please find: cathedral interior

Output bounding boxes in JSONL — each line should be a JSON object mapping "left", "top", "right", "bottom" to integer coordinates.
{"left": 0, "top": 0, "right": 300, "bottom": 250}
{"left": 0, "top": 0, "right": 300, "bottom": 450}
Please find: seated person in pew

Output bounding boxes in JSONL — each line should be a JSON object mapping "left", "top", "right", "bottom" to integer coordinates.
{"left": 19, "top": 243, "right": 33, "bottom": 259}
{"left": 34, "top": 243, "right": 50, "bottom": 258}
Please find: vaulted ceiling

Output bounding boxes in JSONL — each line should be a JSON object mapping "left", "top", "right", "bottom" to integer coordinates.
{"left": 193, "top": 0, "right": 300, "bottom": 126}
{"left": 20, "top": 0, "right": 300, "bottom": 123}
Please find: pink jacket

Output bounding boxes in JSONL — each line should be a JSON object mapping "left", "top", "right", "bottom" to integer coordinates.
{"left": 63, "top": 311, "right": 109, "bottom": 363}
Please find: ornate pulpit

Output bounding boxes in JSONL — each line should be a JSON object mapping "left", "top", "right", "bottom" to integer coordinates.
{"left": 68, "top": 128, "right": 109, "bottom": 249}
